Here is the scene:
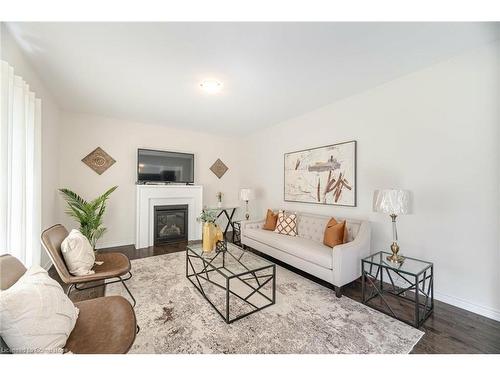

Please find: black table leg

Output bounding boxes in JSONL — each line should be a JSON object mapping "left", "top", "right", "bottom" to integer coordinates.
{"left": 222, "top": 208, "right": 236, "bottom": 237}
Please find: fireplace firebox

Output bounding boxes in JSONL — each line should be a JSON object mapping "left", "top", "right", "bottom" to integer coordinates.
{"left": 154, "top": 204, "right": 188, "bottom": 244}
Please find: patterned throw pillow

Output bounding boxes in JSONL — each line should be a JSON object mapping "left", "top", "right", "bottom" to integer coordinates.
{"left": 274, "top": 210, "right": 298, "bottom": 236}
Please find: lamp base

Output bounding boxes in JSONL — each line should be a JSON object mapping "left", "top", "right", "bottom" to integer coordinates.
{"left": 244, "top": 200, "right": 249, "bottom": 220}
{"left": 386, "top": 242, "right": 404, "bottom": 264}
{"left": 386, "top": 254, "right": 405, "bottom": 263}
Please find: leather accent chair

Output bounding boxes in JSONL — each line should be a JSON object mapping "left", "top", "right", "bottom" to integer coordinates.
{"left": 41, "top": 224, "right": 136, "bottom": 307}
{"left": 0, "top": 254, "right": 137, "bottom": 354}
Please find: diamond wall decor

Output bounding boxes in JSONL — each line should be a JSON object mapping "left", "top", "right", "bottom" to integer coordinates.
{"left": 82, "top": 147, "right": 116, "bottom": 175}
{"left": 210, "top": 158, "right": 228, "bottom": 179}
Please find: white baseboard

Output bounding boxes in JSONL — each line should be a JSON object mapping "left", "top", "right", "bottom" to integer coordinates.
{"left": 370, "top": 273, "right": 500, "bottom": 322}
{"left": 95, "top": 239, "right": 134, "bottom": 250}
{"left": 434, "top": 291, "right": 500, "bottom": 322}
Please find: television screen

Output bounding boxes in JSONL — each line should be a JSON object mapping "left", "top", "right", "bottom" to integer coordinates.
{"left": 137, "top": 149, "right": 194, "bottom": 183}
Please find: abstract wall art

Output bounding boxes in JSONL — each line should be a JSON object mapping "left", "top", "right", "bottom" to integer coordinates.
{"left": 284, "top": 140, "right": 356, "bottom": 207}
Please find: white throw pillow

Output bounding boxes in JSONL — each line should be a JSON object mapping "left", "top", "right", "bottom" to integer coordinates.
{"left": 0, "top": 266, "right": 79, "bottom": 354}
{"left": 61, "top": 229, "right": 96, "bottom": 276}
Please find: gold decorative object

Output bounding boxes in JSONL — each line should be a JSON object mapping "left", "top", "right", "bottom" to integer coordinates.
{"left": 202, "top": 222, "right": 216, "bottom": 252}
{"left": 82, "top": 147, "right": 116, "bottom": 175}
{"left": 210, "top": 159, "right": 228, "bottom": 179}
{"left": 387, "top": 214, "right": 403, "bottom": 263}
{"left": 214, "top": 225, "right": 223, "bottom": 244}
{"left": 202, "top": 223, "right": 224, "bottom": 253}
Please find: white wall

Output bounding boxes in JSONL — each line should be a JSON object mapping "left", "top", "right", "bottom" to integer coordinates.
{"left": 4, "top": 22, "right": 499, "bottom": 321}
{"left": 58, "top": 112, "right": 244, "bottom": 248}
{"left": 1, "top": 24, "right": 61, "bottom": 268}
{"left": 242, "top": 42, "right": 500, "bottom": 320}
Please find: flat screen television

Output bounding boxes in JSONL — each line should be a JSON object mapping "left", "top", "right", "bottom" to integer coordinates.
{"left": 137, "top": 149, "right": 194, "bottom": 183}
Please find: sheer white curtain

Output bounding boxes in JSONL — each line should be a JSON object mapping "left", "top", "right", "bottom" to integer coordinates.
{"left": 0, "top": 60, "right": 42, "bottom": 267}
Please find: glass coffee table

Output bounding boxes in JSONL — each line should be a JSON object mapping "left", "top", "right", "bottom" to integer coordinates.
{"left": 361, "top": 251, "right": 434, "bottom": 327}
{"left": 186, "top": 242, "right": 276, "bottom": 323}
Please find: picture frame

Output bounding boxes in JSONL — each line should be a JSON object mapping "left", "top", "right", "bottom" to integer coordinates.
{"left": 283, "top": 140, "right": 357, "bottom": 207}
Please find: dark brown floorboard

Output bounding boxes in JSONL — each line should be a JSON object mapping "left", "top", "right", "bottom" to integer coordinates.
{"left": 48, "top": 234, "right": 500, "bottom": 354}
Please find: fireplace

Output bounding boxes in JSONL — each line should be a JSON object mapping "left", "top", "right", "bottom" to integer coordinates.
{"left": 154, "top": 204, "right": 188, "bottom": 244}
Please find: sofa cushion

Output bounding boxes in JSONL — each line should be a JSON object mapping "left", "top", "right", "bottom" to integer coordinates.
{"left": 274, "top": 210, "right": 298, "bottom": 236}
{"left": 323, "top": 218, "right": 346, "bottom": 247}
{"left": 297, "top": 213, "right": 360, "bottom": 244}
{"left": 263, "top": 209, "right": 278, "bottom": 231}
{"left": 244, "top": 228, "right": 333, "bottom": 269}
{"left": 344, "top": 220, "right": 360, "bottom": 242}
{"left": 297, "top": 214, "right": 330, "bottom": 242}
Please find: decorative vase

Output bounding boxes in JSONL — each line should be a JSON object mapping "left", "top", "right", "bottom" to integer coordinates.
{"left": 213, "top": 225, "right": 224, "bottom": 249}
{"left": 202, "top": 222, "right": 215, "bottom": 252}
{"left": 217, "top": 201, "right": 222, "bottom": 208}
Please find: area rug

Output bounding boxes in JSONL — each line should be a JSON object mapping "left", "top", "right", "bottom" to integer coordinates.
{"left": 105, "top": 252, "right": 424, "bottom": 354}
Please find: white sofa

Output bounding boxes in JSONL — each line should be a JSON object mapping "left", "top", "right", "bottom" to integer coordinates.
{"left": 240, "top": 211, "right": 371, "bottom": 297}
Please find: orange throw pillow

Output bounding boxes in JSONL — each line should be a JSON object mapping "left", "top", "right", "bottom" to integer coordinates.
{"left": 263, "top": 209, "right": 279, "bottom": 231}
{"left": 323, "top": 218, "right": 346, "bottom": 247}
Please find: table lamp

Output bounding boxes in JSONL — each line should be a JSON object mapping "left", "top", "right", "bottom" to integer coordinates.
{"left": 373, "top": 189, "right": 412, "bottom": 263}
{"left": 239, "top": 188, "right": 252, "bottom": 220}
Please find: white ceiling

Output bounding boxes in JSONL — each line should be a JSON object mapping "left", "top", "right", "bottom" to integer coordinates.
{"left": 6, "top": 22, "right": 500, "bottom": 135}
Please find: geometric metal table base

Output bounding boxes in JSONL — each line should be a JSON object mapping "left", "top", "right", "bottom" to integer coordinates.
{"left": 362, "top": 252, "right": 434, "bottom": 328}
{"left": 186, "top": 243, "right": 276, "bottom": 324}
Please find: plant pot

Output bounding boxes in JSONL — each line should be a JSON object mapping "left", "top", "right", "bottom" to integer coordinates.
{"left": 202, "top": 222, "right": 215, "bottom": 252}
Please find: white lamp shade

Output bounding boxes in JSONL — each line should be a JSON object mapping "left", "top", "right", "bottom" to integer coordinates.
{"left": 239, "top": 188, "right": 252, "bottom": 201}
{"left": 373, "top": 189, "right": 412, "bottom": 215}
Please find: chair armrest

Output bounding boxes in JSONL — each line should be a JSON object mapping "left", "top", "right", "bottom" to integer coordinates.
{"left": 332, "top": 221, "right": 371, "bottom": 287}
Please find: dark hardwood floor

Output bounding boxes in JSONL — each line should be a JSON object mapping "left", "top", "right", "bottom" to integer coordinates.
{"left": 49, "top": 234, "right": 500, "bottom": 354}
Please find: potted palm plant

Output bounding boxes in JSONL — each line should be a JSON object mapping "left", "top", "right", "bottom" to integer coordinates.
{"left": 59, "top": 186, "right": 118, "bottom": 250}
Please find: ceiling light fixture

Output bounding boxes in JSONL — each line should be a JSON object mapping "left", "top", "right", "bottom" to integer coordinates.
{"left": 200, "top": 79, "right": 222, "bottom": 94}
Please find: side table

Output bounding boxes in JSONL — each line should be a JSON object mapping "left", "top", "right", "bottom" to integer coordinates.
{"left": 232, "top": 221, "right": 241, "bottom": 246}
{"left": 361, "top": 251, "right": 433, "bottom": 327}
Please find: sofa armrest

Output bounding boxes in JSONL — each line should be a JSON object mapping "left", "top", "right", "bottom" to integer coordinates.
{"left": 240, "top": 219, "right": 265, "bottom": 236}
{"left": 332, "top": 221, "right": 371, "bottom": 287}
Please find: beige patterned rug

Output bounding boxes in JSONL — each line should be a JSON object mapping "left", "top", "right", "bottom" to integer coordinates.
{"left": 106, "top": 252, "right": 424, "bottom": 354}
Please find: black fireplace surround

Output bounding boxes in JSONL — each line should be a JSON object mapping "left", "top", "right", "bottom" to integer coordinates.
{"left": 154, "top": 204, "right": 188, "bottom": 244}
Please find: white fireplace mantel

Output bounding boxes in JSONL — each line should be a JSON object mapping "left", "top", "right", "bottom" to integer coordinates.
{"left": 135, "top": 184, "right": 203, "bottom": 249}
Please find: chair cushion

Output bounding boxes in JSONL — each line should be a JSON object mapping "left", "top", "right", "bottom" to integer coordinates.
{"left": 67, "top": 252, "right": 131, "bottom": 283}
{"left": 61, "top": 229, "right": 96, "bottom": 276}
{"left": 67, "top": 296, "right": 136, "bottom": 354}
{"left": 0, "top": 266, "right": 79, "bottom": 354}
{"left": 245, "top": 228, "right": 333, "bottom": 269}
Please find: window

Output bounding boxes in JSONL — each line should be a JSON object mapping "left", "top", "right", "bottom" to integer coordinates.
{"left": 0, "top": 60, "right": 41, "bottom": 267}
